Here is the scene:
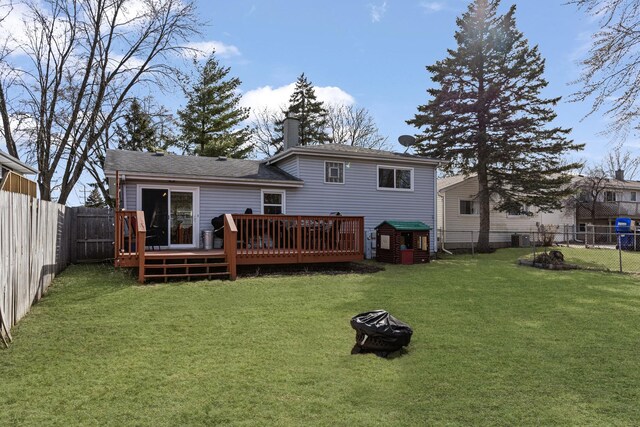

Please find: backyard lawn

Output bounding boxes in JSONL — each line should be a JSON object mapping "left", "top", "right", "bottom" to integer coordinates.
{"left": 1, "top": 249, "right": 640, "bottom": 426}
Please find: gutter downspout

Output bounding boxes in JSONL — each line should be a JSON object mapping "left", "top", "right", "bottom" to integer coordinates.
{"left": 440, "top": 192, "right": 452, "bottom": 255}
{"left": 435, "top": 162, "right": 453, "bottom": 255}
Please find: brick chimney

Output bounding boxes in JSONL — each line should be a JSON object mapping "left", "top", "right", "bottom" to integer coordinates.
{"left": 615, "top": 169, "right": 625, "bottom": 181}
{"left": 283, "top": 114, "right": 300, "bottom": 151}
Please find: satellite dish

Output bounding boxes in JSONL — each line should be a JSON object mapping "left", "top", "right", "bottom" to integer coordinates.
{"left": 398, "top": 135, "right": 416, "bottom": 147}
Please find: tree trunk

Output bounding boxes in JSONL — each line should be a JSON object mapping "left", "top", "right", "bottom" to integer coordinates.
{"left": 477, "top": 163, "right": 492, "bottom": 252}
{"left": 38, "top": 180, "right": 52, "bottom": 202}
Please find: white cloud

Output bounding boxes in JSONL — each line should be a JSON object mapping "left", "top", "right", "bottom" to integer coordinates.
{"left": 420, "top": 2, "right": 446, "bottom": 13}
{"left": 106, "top": 53, "right": 146, "bottom": 72}
{"left": 184, "top": 41, "right": 241, "bottom": 59}
{"left": 568, "top": 31, "right": 593, "bottom": 63}
{"left": 316, "top": 86, "right": 356, "bottom": 107}
{"left": 0, "top": 2, "right": 34, "bottom": 53}
{"left": 110, "top": 0, "right": 149, "bottom": 28}
{"left": 368, "top": 1, "right": 387, "bottom": 23}
{"left": 241, "top": 82, "right": 355, "bottom": 114}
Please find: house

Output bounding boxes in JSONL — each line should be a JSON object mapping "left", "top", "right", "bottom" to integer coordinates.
{"left": 437, "top": 174, "right": 574, "bottom": 249}
{"left": 0, "top": 150, "right": 38, "bottom": 198}
{"left": 573, "top": 170, "right": 640, "bottom": 233}
{"left": 104, "top": 117, "right": 443, "bottom": 281}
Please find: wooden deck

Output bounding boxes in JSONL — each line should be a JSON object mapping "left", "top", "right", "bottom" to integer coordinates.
{"left": 114, "top": 212, "right": 365, "bottom": 283}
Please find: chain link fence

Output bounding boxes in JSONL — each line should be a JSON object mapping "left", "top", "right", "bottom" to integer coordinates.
{"left": 438, "top": 226, "right": 640, "bottom": 273}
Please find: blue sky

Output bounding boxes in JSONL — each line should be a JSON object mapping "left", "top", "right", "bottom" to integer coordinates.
{"left": 176, "top": 0, "right": 609, "bottom": 162}
{"left": 52, "top": 0, "right": 626, "bottom": 204}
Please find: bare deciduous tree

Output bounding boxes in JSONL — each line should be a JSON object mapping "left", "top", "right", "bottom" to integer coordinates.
{"left": 566, "top": 165, "right": 621, "bottom": 223}
{"left": 85, "top": 96, "right": 182, "bottom": 206}
{"left": 604, "top": 141, "right": 640, "bottom": 179}
{"left": 0, "top": 0, "right": 200, "bottom": 202}
{"left": 569, "top": 0, "right": 640, "bottom": 136}
{"left": 249, "top": 106, "right": 283, "bottom": 158}
{"left": 326, "top": 104, "right": 388, "bottom": 149}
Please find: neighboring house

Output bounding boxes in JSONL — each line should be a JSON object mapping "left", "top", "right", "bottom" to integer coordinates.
{"left": 104, "top": 118, "right": 443, "bottom": 259}
{"left": 574, "top": 170, "right": 640, "bottom": 232}
{"left": 437, "top": 174, "right": 574, "bottom": 249}
{"left": 0, "top": 150, "right": 38, "bottom": 198}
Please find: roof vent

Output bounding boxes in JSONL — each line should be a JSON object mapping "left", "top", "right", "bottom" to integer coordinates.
{"left": 217, "top": 156, "right": 227, "bottom": 161}
{"left": 152, "top": 151, "right": 165, "bottom": 156}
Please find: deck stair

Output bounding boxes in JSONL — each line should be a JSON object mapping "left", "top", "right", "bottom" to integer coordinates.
{"left": 142, "top": 251, "right": 229, "bottom": 282}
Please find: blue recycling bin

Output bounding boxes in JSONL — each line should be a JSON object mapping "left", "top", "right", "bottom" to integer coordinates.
{"left": 615, "top": 217, "right": 634, "bottom": 250}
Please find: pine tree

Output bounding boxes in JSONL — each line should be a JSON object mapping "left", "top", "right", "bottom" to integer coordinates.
{"left": 273, "top": 73, "right": 329, "bottom": 151}
{"left": 85, "top": 187, "right": 106, "bottom": 208}
{"left": 408, "top": 0, "right": 583, "bottom": 252}
{"left": 115, "top": 98, "right": 158, "bottom": 152}
{"left": 178, "top": 53, "right": 252, "bottom": 158}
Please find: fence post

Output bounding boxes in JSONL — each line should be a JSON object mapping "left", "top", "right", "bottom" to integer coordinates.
{"left": 618, "top": 234, "right": 623, "bottom": 273}
{"left": 532, "top": 232, "right": 537, "bottom": 262}
{"left": 470, "top": 231, "right": 474, "bottom": 256}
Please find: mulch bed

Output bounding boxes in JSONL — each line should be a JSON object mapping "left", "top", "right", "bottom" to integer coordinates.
{"left": 518, "top": 259, "right": 579, "bottom": 271}
{"left": 237, "top": 262, "right": 385, "bottom": 278}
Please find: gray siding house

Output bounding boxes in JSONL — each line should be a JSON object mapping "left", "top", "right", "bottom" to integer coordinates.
{"left": 105, "top": 127, "right": 443, "bottom": 257}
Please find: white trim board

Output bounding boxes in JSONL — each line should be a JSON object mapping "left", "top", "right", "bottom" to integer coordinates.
{"left": 136, "top": 184, "right": 201, "bottom": 249}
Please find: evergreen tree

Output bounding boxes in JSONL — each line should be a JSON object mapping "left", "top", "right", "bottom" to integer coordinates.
{"left": 85, "top": 187, "right": 106, "bottom": 208}
{"left": 408, "top": 0, "right": 583, "bottom": 252}
{"left": 115, "top": 98, "right": 158, "bottom": 152}
{"left": 178, "top": 53, "right": 252, "bottom": 158}
{"left": 273, "top": 73, "right": 329, "bottom": 151}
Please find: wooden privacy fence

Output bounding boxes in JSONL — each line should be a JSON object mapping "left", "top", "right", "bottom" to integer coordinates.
{"left": 0, "top": 170, "right": 37, "bottom": 198}
{"left": 0, "top": 192, "right": 70, "bottom": 345}
{"left": 69, "top": 207, "right": 114, "bottom": 263}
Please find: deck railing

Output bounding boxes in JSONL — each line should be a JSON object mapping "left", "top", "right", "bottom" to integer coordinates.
{"left": 114, "top": 210, "right": 146, "bottom": 272}
{"left": 113, "top": 211, "right": 364, "bottom": 282}
{"left": 231, "top": 214, "right": 365, "bottom": 264}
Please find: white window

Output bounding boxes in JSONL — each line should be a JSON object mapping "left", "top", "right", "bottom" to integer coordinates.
{"left": 459, "top": 199, "right": 479, "bottom": 215}
{"left": 377, "top": 166, "right": 413, "bottom": 191}
{"left": 261, "top": 190, "right": 285, "bottom": 215}
{"left": 507, "top": 205, "right": 531, "bottom": 217}
{"left": 605, "top": 191, "right": 617, "bottom": 202}
{"left": 631, "top": 191, "right": 637, "bottom": 202}
{"left": 324, "top": 161, "right": 344, "bottom": 184}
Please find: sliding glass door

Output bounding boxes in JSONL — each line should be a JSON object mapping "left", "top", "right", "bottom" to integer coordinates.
{"left": 169, "top": 191, "right": 195, "bottom": 247}
{"left": 141, "top": 188, "right": 169, "bottom": 247}
{"left": 140, "top": 186, "right": 198, "bottom": 249}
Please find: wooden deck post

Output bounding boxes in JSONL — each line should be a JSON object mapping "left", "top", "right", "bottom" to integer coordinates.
{"left": 359, "top": 217, "right": 365, "bottom": 257}
{"left": 114, "top": 171, "right": 120, "bottom": 266}
{"left": 224, "top": 214, "right": 238, "bottom": 280}
{"left": 296, "top": 216, "right": 302, "bottom": 263}
{"left": 136, "top": 212, "right": 146, "bottom": 284}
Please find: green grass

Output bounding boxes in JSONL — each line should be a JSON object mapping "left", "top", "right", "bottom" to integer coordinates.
{"left": 2, "top": 249, "right": 640, "bottom": 426}
{"left": 523, "top": 246, "right": 640, "bottom": 273}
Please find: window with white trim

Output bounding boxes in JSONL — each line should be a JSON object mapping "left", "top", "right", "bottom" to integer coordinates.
{"left": 377, "top": 166, "right": 413, "bottom": 190}
{"left": 262, "top": 190, "right": 285, "bottom": 214}
{"left": 459, "top": 199, "right": 479, "bottom": 215}
{"left": 605, "top": 191, "right": 617, "bottom": 202}
{"left": 324, "top": 161, "right": 344, "bottom": 184}
{"left": 631, "top": 191, "right": 637, "bottom": 202}
{"left": 507, "top": 204, "right": 531, "bottom": 217}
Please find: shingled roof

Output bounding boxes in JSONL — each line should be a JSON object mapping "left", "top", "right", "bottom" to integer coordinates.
{"left": 267, "top": 143, "right": 443, "bottom": 165}
{"left": 104, "top": 150, "right": 302, "bottom": 184}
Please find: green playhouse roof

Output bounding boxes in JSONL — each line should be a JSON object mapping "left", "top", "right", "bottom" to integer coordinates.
{"left": 375, "top": 220, "right": 431, "bottom": 231}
